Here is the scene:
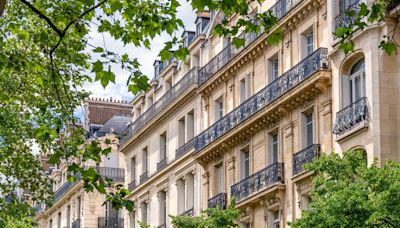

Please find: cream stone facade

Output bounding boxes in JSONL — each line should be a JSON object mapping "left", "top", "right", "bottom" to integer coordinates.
{"left": 120, "top": 0, "right": 400, "bottom": 228}
{"left": 35, "top": 99, "right": 131, "bottom": 228}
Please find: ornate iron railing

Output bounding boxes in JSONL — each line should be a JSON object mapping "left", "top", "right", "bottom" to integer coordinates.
{"left": 180, "top": 208, "right": 194, "bottom": 216}
{"left": 98, "top": 217, "right": 124, "bottom": 228}
{"left": 140, "top": 171, "right": 148, "bottom": 184}
{"left": 208, "top": 192, "right": 227, "bottom": 209}
{"left": 231, "top": 163, "right": 284, "bottom": 203}
{"left": 333, "top": 97, "right": 368, "bottom": 135}
{"left": 128, "top": 180, "right": 136, "bottom": 191}
{"left": 334, "top": 0, "right": 362, "bottom": 31}
{"left": 157, "top": 158, "right": 168, "bottom": 171}
{"left": 197, "top": 0, "right": 302, "bottom": 87}
{"left": 293, "top": 144, "right": 320, "bottom": 175}
{"left": 72, "top": 218, "right": 80, "bottom": 228}
{"left": 120, "top": 68, "right": 199, "bottom": 144}
{"left": 176, "top": 138, "right": 195, "bottom": 158}
{"left": 195, "top": 48, "right": 328, "bottom": 151}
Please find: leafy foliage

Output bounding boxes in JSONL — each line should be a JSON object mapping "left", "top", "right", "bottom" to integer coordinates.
{"left": 170, "top": 199, "right": 241, "bottom": 228}
{"left": 291, "top": 150, "right": 400, "bottom": 227}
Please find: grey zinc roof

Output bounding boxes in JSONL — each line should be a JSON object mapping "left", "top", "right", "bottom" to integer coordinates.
{"left": 97, "top": 115, "right": 131, "bottom": 137}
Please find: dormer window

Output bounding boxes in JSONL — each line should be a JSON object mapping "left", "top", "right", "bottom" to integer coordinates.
{"left": 196, "top": 22, "right": 202, "bottom": 35}
{"left": 183, "top": 36, "right": 188, "bottom": 47}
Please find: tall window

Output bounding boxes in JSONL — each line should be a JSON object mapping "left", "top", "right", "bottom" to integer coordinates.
{"left": 339, "top": 0, "right": 359, "bottom": 13}
{"left": 270, "top": 133, "right": 279, "bottom": 164}
{"left": 349, "top": 58, "right": 365, "bottom": 103}
{"left": 239, "top": 74, "right": 251, "bottom": 103}
{"left": 159, "top": 191, "right": 167, "bottom": 226}
{"left": 306, "top": 30, "right": 314, "bottom": 56}
{"left": 215, "top": 164, "right": 224, "bottom": 194}
{"left": 142, "top": 147, "right": 148, "bottom": 174}
{"left": 130, "top": 157, "right": 136, "bottom": 182}
{"left": 76, "top": 197, "right": 81, "bottom": 219}
{"left": 178, "top": 117, "right": 186, "bottom": 147}
{"left": 240, "top": 148, "right": 250, "bottom": 180}
{"left": 49, "top": 219, "right": 52, "bottom": 228}
{"left": 130, "top": 212, "right": 136, "bottom": 228}
{"left": 160, "top": 132, "right": 167, "bottom": 161}
{"left": 269, "top": 55, "right": 279, "bottom": 82}
{"left": 177, "top": 179, "right": 186, "bottom": 214}
{"left": 304, "top": 112, "right": 314, "bottom": 147}
{"left": 57, "top": 212, "right": 61, "bottom": 228}
{"left": 187, "top": 110, "right": 195, "bottom": 140}
{"left": 272, "top": 210, "right": 280, "bottom": 228}
{"left": 141, "top": 202, "right": 148, "bottom": 223}
{"left": 67, "top": 205, "right": 71, "bottom": 227}
{"left": 214, "top": 97, "right": 224, "bottom": 121}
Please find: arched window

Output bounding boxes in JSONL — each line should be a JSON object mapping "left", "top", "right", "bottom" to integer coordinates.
{"left": 341, "top": 57, "right": 366, "bottom": 107}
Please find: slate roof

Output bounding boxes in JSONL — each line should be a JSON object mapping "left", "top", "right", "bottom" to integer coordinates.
{"left": 97, "top": 115, "right": 131, "bottom": 137}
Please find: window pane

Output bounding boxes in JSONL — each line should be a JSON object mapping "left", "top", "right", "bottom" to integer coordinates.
{"left": 306, "top": 113, "right": 313, "bottom": 147}
{"left": 271, "top": 134, "right": 279, "bottom": 164}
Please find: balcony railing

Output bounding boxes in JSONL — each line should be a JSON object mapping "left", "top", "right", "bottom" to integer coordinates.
{"left": 180, "top": 208, "right": 194, "bottom": 216}
{"left": 128, "top": 180, "right": 136, "bottom": 191}
{"left": 157, "top": 224, "right": 166, "bottom": 228}
{"left": 98, "top": 217, "right": 124, "bottom": 228}
{"left": 333, "top": 97, "right": 368, "bottom": 135}
{"left": 334, "top": 0, "right": 362, "bottom": 31}
{"left": 195, "top": 48, "right": 328, "bottom": 151}
{"left": 72, "top": 218, "right": 81, "bottom": 228}
{"left": 293, "top": 144, "right": 320, "bottom": 175}
{"left": 208, "top": 192, "right": 227, "bottom": 209}
{"left": 120, "top": 68, "right": 199, "bottom": 144}
{"left": 96, "top": 167, "right": 125, "bottom": 182}
{"left": 157, "top": 158, "right": 168, "bottom": 171}
{"left": 231, "top": 163, "right": 284, "bottom": 203}
{"left": 140, "top": 171, "right": 148, "bottom": 184}
{"left": 197, "top": 0, "right": 302, "bottom": 87}
{"left": 175, "top": 138, "right": 195, "bottom": 158}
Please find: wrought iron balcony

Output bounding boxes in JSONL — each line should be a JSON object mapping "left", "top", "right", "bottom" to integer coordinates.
{"left": 208, "top": 192, "right": 227, "bottom": 209}
{"left": 140, "top": 171, "right": 148, "bottom": 184}
{"left": 180, "top": 208, "right": 194, "bottom": 216}
{"left": 157, "top": 158, "right": 168, "bottom": 171}
{"left": 334, "top": 0, "right": 362, "bottom": 32}
{"left": 197, "top": 0, "right": 302, "bottom": 87}
{"left": 293, "top": 144, "right": 320, "bottom": 175}
{"left": 176, "top": 138, "right": 195, "bottom": 158}
{"left": 333, "top": 97, "right": 368, "bottom": 135}
{"left": 98, "top": 217, "right": 124, "bottom": 228}
{"left": 195, "top": 48, "right": 328, "bottom": 151}
{"left": 231, "top": 163, "right": 284, "bottom": 203}
{"left": 128, "top": 180, "right": 136, "bottom": 191}
{"left": 120, "top": 68, "right": 199, "bottom": 144}
{"left": 72, "top": 218, "right": 80, "bottom": 228}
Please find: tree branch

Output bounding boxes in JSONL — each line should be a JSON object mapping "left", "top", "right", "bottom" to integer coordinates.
{"left": 19, "top": 0, "right": 63, "bottom": 37}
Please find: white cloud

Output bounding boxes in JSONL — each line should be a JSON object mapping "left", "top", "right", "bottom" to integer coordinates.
{"left": 82, "top": 0, "right": 196, "bottom": 101}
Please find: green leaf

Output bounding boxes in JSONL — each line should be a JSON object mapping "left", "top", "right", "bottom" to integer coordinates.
{"left": 93, "top": 47, "right": 104, "bottom": 53}
{"left": 379, "top": 40, "right": 398, "bottom": 56}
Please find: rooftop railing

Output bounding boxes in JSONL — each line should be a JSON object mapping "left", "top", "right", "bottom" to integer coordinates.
{"left": 333, "top": 97, "right": 368, "bottom": 135}
{"left": 198, "top": 0, "right": 302, "bottom": 87}
{"left": 293, "top": 144, "right": 320, "bottom": 175}
{"left": 120, "top": 68, "right": 199, "bottom": 144}
{"left": 157, "top": 158, "right": 168, "bottom": 171}
{"left": 195, "top": 48, "right": 328, "bottom": 151}
{"left": 231, "top": 162, "right": 284, "bottom": 203}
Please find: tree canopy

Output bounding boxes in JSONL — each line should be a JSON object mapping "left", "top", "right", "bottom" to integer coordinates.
{"left": 0, "top": 0, "right": 398, "bottom": 224}
{"left": 291, "top": 150, "right": 400, "bottom": 228}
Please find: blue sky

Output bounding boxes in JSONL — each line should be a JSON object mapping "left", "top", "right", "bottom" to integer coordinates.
{"left": 83, "top": 1, "right": 196, "bottom": 102}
